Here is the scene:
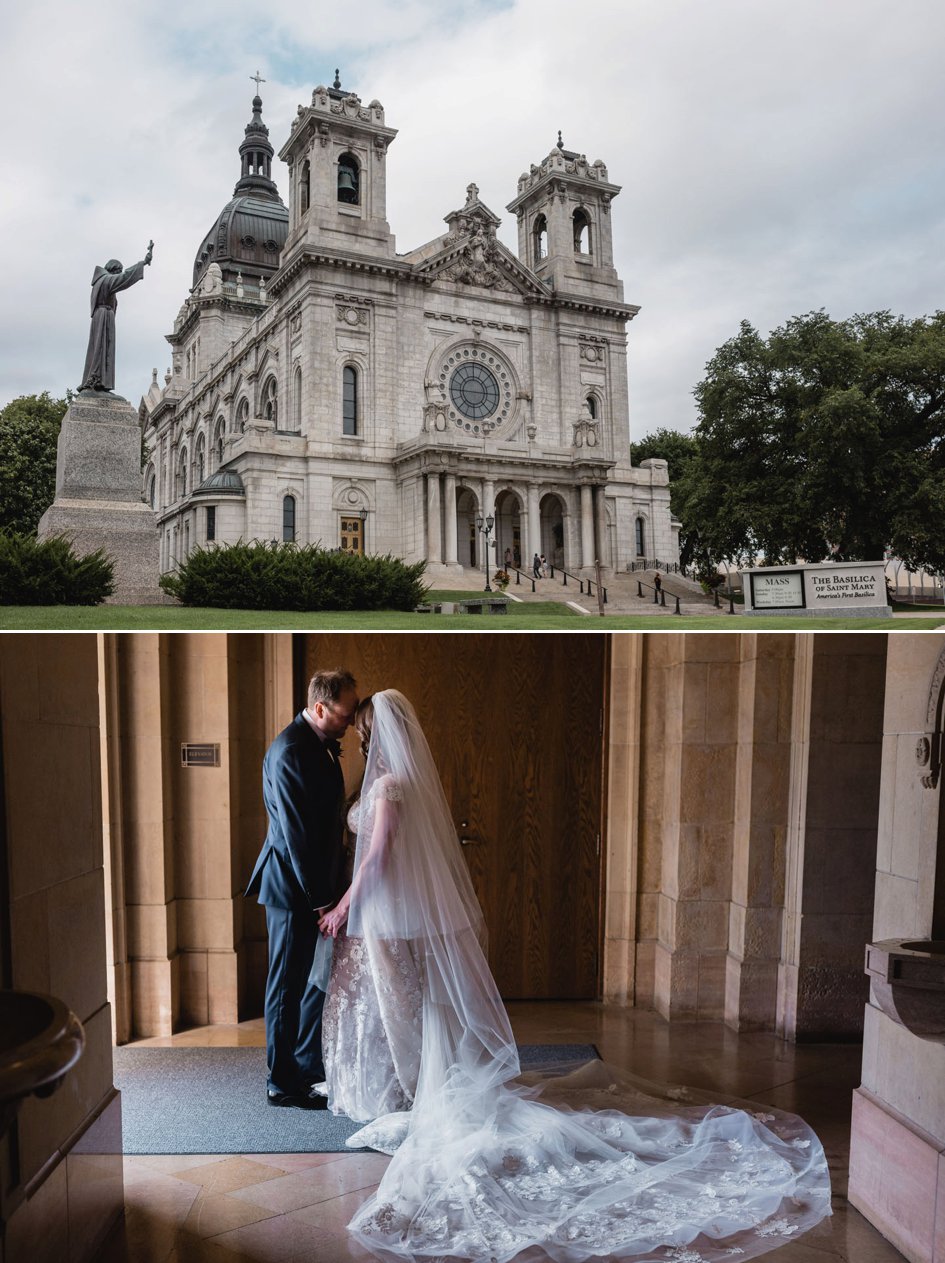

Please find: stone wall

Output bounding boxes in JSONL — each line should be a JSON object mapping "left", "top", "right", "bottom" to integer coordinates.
{"left": 848, "top": 634, "right": 945, "bottom": 1263}
{"left": 0, "top": 635, "right": 122, "bottom": 1263}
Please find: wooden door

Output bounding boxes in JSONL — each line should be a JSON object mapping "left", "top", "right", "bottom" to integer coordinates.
{"left": 339, "top": 517, "right": 364, "bottom": 554}
{"left": 300, "top": 633, "right": 607, "bottom": 999}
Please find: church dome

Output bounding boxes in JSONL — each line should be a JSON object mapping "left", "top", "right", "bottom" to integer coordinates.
{"left": 193, "top": 469, "right": 246, "bottom": 497}
{"left": 192, "top": 92, "right": 288, "bottom": 292}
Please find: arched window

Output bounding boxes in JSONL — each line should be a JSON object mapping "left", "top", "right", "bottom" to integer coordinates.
{"left": 146, "top": 470, "right": 156, "bottom": 509}
{"left": 343, "top": 365, "right": 359, "bottom": 436}
{"left": 282, "top": 495, "right": 296, "bottom": 543}
{"left": 194, "top": 433, "right": 206, "bottom": 488}
{"left": 263, "top": 377, "right": 277, "bottom": 426}
{"left": 299, "top": 160, "right": 310, "bottom": 214}
{"left": 586, "top": 395, "right": 598, "bottom": 420}
{"left": 573, "top": 208, "right": 591, "bottom": 254}
{"left": 293, "top": 366, "right": 303, "bottom": 432}
{"left": 533, "top": 213, "right": 548, "bottom": 263}
{"left": 177, "top": 448, "right": 188, "bottom": 500}
{"left": 236, "top": 398, "right": 249, "bottom": 433}
{"left": 635, "top": 516, "right": 645, "bottom": 557}
{"left": 337, "top": 152, "right": 360, "bottom": 205}
{"left": 213, "top": 417, "right": 226, "bottom": 470}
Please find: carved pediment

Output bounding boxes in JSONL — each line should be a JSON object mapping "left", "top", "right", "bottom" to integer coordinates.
{"left": 417, "top": 229, "right": 545, "bottom": 297}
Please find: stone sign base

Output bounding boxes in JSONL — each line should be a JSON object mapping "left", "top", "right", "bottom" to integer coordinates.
{"left": 37, "top": 392, "right": 164, "bottom": 604}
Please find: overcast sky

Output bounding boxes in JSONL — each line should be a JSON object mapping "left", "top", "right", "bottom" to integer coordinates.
{"left": 4, "top": 0, "right": 943, "bottom": 437}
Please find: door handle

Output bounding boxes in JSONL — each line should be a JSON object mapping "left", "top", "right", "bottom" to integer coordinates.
{"left": 458, "top": 821, "right": 480, "bottom": 846}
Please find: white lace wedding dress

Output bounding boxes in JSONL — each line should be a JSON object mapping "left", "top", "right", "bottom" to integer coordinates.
{"left": 319, "top": 692, "right": 832, "bottom": 1263}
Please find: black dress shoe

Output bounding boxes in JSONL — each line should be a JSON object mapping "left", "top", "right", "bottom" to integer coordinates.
{"left": 267, "top": 1089, "right": 327, "bottom": 1110}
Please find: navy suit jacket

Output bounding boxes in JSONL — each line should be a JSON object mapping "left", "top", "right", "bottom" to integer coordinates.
{"left": 245, "top": 713, "right": 346, "bottom": 912}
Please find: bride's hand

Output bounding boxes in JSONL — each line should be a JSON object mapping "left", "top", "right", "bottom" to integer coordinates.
{"left": 319, "top": 902, "right": 348, "bottom": 937}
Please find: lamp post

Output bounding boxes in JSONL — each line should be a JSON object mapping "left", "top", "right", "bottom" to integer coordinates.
{"left": 358, "top": 506, "right": 367, "bottom": 554}
{"left": 475, "top": 513, "right": 495, "bottom": 591}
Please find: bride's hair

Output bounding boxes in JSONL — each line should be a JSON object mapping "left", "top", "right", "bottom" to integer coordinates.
{"left": 354, "top": 694, "right": 375, "bottom": 760}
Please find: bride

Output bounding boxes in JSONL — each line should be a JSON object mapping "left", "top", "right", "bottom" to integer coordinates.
{"left": 315, "top": 690, "right": 831, "bottom": 1262}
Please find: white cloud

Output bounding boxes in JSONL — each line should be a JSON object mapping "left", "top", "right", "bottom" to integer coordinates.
{"left": 4, "top": 0, "right": 943, "bottom": 437}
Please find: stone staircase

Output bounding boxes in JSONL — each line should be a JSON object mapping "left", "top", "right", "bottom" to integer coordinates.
{"left": 453, "top": 567, "right": 730, "bottom": 618}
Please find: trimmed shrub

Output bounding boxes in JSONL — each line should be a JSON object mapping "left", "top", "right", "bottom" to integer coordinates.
{"left": 0, "top": 531, "right": 115, "bottom": 605}
{"left": 160, "top": 541, "right": 429, "bottom": 611}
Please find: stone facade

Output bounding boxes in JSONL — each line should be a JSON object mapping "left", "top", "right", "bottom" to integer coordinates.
{"left": 140, "top": 81, "right": 677, "bottom": 577}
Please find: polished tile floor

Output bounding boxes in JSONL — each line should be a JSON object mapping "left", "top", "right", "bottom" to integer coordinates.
{"left": 101, "top": 1003, "right": 906, "bottom": 1263}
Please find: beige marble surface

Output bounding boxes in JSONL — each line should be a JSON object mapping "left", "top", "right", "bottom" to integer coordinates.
{"left": 101, "top": 1004, "right": 907, "bottom": 1263}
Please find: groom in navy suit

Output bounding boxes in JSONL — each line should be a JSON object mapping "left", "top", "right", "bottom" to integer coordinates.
{"left": 246, "top": 668, "right": 358, "bottom": 1108}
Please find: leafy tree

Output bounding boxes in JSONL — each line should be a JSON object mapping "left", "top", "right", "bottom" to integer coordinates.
{"left": 630, "top": 427, "right": 704, "bottom": 569}
{"left": 630, "top": 427, "right": 699, "bottom": 491}
{"left": 0, "top": 393, "right": 69, "bottom": 534}
{"left": 675, "top": 311, "right": 945, "bottom": 573}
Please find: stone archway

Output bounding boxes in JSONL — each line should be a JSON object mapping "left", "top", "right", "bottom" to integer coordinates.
{"left": 494, "top": 488, "right": 523, "bottom": 571}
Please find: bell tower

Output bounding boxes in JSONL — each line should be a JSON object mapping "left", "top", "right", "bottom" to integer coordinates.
{"left": 507, "top": 134, "right": 623, "bottom": 301}
{"left": 279, "top": 71, "right": 398, "bottom": 260}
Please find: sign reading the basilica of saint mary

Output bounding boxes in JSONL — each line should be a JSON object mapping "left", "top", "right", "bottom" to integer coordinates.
{"left": 742, "top": 560, "right": 890, "bottom": 618}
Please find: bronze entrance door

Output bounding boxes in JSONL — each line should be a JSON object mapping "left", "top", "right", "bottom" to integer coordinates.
{"left": 339, "top": 516, "right": 364, "bottom": 554}
{"left": 301, "top": 633, "right": 607, "bottom": 999}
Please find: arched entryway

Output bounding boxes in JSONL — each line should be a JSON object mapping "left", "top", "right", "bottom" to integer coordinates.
{"left": 456, "top": 486, "right": 480, "bottom": 567}
{"left": 540, "top": 492, "right": 567, "bottom": 570}
{"left": 494, "top": 488, "right": 523, "bottom": 571}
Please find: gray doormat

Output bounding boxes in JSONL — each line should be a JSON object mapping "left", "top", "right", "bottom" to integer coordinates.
{"left": 114, "top": 1043, "right": 598, "bottom": 1154}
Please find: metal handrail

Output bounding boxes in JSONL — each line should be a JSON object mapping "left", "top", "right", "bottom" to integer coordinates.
{"left": 636, "top": 578, "right": 681, "bottom": 615}
{"left": 509, "top": 567, "right": 537, "bottom": 593}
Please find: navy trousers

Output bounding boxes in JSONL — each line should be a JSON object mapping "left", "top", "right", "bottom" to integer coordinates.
{"left": 264, "top": 905, "right": 326, "bottom": 1095}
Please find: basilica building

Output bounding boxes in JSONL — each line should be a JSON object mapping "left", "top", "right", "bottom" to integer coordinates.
{"left": 140, "top": 76, "right": 677, "bottom": 576}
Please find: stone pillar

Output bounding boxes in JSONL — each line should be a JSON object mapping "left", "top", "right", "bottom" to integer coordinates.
{"left": 604, "top": 634, "right": 644, "bottom": 1002}
{"left": 37, "top": 393, "right": 162, "bottom": 603}
{"left": 481, "top": 478, "right": 495, "bottom": 570}
{"left": 725, "top": 634, "right": 795, "bottom": 1031}
{"left": 652, "top": 634, "right": 741, "bottom": 1020}
{"left": 594, "top": 486, "right": 609, "bottom": 569}
{"left": 580, "top": 483, "right": 595, "bottom": 568}
{"left": 426, "top": 472, "right": 441, "bottom": 564}
{"left": 777, "top": 634, "right": 886, "bottom": 1040}
{"left": 105, "top": 634, "right": 273, "bottom": 1035}
{"left": 444, "top": 472, "right": 458, "bottom": 566}
{"left": 527, "top": 483, "right": 541, "bottom": 568}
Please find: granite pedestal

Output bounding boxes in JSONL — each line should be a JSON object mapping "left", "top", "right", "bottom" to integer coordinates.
{"left": 37, "top": 392, "right": 163, "bottom": 603}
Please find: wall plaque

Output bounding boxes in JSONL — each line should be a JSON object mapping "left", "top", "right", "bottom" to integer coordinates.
{"left": 181, "top": 743, "right": 221, "bottom": 767}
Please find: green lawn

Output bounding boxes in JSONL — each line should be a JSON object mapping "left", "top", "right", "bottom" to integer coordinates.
{"left": 0, "top": 591, "right": 942, "bottom": 633}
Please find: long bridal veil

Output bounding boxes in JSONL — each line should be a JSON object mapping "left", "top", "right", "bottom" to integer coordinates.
{"left": 343, "top": 690, "right": 832, "bottom": 1263}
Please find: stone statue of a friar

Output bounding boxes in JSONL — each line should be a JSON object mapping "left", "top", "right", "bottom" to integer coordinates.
{"left": 79, "top": 241, "right": 154, "bottom": 392}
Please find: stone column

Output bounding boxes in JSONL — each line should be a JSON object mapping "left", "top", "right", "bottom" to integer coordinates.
{"left": 527, "top": 483, "right": 541, "bottom": 568}
{"left": 594, "top": 486, "right": 609, "bottom": 569}
{"left": 725, "top": 634, "right": 795, "bottom": 1031}
{"left": 481, "top": 477, "right": 495, "bottom": 570}
{"left": 426, "top": 472, "right": 441, "bottom": 564}
{"left": 444, "top": 472, "right": 458, "bottom": 565}
{"left": 604, "top": 635, "right": 644, "bottom": 1002}
{"left": 580, "top": 483, "right": 595, "bottom": 568}
{"left": 777, "top": 634, "right": 886, "bottom": 1040}
{"left": 106, "top": 634, "right": 273, "bottom": 1035}
{"left": 651, "top": 634, "right": 741, "bottom": 1021}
